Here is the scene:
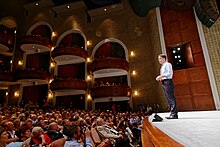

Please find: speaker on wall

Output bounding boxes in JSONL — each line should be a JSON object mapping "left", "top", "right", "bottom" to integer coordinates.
{"left": 129, "top": 0, "right": 161, "bottom": 17}
{"left": 194, "top": 0, "right": 219, "bottom": 28}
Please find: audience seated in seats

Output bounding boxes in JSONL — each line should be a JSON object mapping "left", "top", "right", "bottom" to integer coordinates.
{"left": 96, "top": 117, "right": 130, "bottom": 147}
{"left": 129, "top": 113, "right": 142, "bottom": 146}
{"left": 24, "top": 119, "right": 33, "bottom": 130}
{"left": 0, "top": 127, "right": 21, "bottom": 147}
{"left": 90, "top": 128, "right": 111, "bottom": 147}
{"left": 21, "top": 126, "right": 52, "bottom": 146}
{"left": 16, "top": 124, "right": 32, "bottom": 143}
{"left": 46, "top": 122, "right": 64, "bottom": 141}
{"left": 0, "top": 104, "right": 152, "bottom": 147}
{"left": 4, "top": 121, "right": 19, "bottom": 142}
{"left": 117, "top": 117, "right": 134, "bottom": 144}
{"left": 64, "top": 124, "right": 92, "bottom": 147}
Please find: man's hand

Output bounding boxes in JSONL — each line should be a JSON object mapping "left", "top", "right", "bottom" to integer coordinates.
{"left": 85, "top": 128, "right": 91, "bottom": 138}
{"left": 117, "top": 134, "right": 123, "bottom": 138}
{"left": 156, "top": 75, "right": 162, "bottom": 81}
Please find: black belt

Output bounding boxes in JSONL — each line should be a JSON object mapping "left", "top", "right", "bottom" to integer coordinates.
{"left": 162, "top": 79, "right": 172, "bottom": 81}
{"left": 162, "top": 79, "right": 172, "bottom": 84}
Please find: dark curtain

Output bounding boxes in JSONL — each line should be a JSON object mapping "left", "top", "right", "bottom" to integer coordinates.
{"left": 58, "top": 65, "right": 79, "bottom": 78}
{"left": 94, "top": 42, "right": 110, "bottom": 59}
{"left": 56, "top": 95, "right": 85, "bottom": 109}
{"left": 26, "top": 54, "right": 40, "bottom": 70}
{"left": 60, "top": 33, "right": 84, "bottom": 47}
{"left": 22, "top": 85, "right": 48, "bottom": 106}
{"left": 31, "top": 25, "right": 51, "bottom": 39}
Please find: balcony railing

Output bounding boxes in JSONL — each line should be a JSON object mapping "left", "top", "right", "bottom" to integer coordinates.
{"left": 0, "top": 71, "right": 13, "bottom": 81}
{"left": 52, "top": 46, "right": 87, "bottom": 59}
{"left": 19, "top": 35, "right": 52, "bottom": 48}
{"left": 90, "top": 58, "right": 129, "bottom": 72}
{"left": 14, "top": 69, "right": 50, "bottom": 81}
{"left": 91, "top": 85, "right": 131, "bottom": 98}
{"left": 50, "top": 78, "right": 87, "bottom": 90}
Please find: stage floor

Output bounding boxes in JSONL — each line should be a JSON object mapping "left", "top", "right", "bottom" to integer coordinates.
{"left": 149, "top": 111, "right": 220, "bottom": 147}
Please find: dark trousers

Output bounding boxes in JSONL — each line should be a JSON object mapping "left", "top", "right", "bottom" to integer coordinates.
{"left": 162, "top": 79, "right": 178, "bottom": 115}
{"left": 115, "top": 138, "right": 130, "bottom": 147}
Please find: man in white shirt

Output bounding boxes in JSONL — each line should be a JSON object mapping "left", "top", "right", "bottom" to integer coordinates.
{"left": 156, "top": 54, "right": 178, "bottom": 119}
{"left": 96, "top": 118, "right": 130, "bottom": 147}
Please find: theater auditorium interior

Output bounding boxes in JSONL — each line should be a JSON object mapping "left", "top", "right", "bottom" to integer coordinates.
{"left": 0, "top": 0, "right": 220, "bottom": 146}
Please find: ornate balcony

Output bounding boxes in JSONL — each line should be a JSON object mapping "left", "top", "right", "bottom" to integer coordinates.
{"left": 19, "top": 35, "right": 52, "bottom": 53}
{"left": 50, "top": 78, "right": 87, "bottom": 90}
{"left": 91, "top": 57, "right": 129, "bottom": 74}
{"left": 0, "top": 71, "right": 13, "bottom": 81}
{"left": 52, "top": 46, "right": 87, "bottom": 64}
{"left": 14, "top": 69, "right": 50, "bottom": 81}
{"left": 91, "top": 85, "right": 132, "bottom": 98}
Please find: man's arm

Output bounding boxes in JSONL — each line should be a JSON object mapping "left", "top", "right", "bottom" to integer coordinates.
{"left": 85, "top": 129, "right": 92, "bottom": 147}
{"left": 97, "top": 126, "right": 121, "bottom": 139}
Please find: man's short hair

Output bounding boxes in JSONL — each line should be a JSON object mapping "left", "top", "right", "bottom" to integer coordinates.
{"left": 66, "top": 124, "right": 79, "bottom": 138}
{"left": 159, "top": 54, "right": 166, "bottom": 60}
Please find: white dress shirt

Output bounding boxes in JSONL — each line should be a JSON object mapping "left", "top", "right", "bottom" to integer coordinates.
{"left": 160, "top": 61, "right": 173, "bottom": 80}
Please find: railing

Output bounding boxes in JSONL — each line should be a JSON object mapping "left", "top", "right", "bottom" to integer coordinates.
{"left": 141, "top": 118, "right": 183, "bottom": 147}
{"left": 19, "top": 35, "right": 52, "bottom": 48}
{"left": 0, "top": 71, "right": 13, "bottom": 81}
{"left": 90, "top": 57, "right": 129, "bottom": 72}
{"left": 50, "top": 78, "right": 87, "bottom": 90}
{"left": 91, "top": 85, "right": 131, "bottom": 98}
{"left": 14, "top": 69, "right": 50, "bottom": 81}
{"left": 52, "top": 46, "right": 87, "bottom": 59}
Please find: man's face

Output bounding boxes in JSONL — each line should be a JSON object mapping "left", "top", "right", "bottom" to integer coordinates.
{"left": 7, "top": 122, "right": 14, "bottom": 131}
{"left": 26, "top": 121, "right": 32, "bottom": 129}
{"left": 158, "top": 56, "right": 165, "bottom": 65}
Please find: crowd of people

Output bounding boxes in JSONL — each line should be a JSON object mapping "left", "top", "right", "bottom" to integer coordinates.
{"left": 0, "top": 104, "right": 150, "bottom": 147}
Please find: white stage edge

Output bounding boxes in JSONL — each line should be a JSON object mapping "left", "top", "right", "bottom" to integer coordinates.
{"left": 149, "top": 111, "right": 220, "bottom": 147}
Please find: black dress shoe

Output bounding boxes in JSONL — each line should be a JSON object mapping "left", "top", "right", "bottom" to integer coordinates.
{"left": 165, "top": 114, "right": 178, "bottom": 119}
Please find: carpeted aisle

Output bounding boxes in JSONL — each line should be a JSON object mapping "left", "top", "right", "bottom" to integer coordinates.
{"left": 149, "top": 111, "right": 220, "bottom": 147}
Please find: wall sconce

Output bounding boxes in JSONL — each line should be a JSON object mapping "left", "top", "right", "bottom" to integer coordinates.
{"left": 50, "top": 62, "right": 55, "bottom": 68}
{"left": 134, "top": 91, "right": 138, "bottom": 96}
{"left": 18, "top": 61, "right": 23, "bottom": 66}
{"left": 48, "top": 90, "right": 54, "bottom": 99}
{"left": 52, "top": 32, "right": 57, "bottom": 38}
{"left": 130, "top": 51, "right": 135, "bottom": 56}
{"left": 51, "top": 46, "right": 55, "bottom": 51}
{"left": 87, "top": 41, "right": 92, "bottom": 46}
{"left": 87, "top": 94, "right": 92, "bottom": 100}
{"left": 6, "top": 92, "right": 8, "bottom": 96}
{"left": 87, "top": 75, "right": 92, "bottom": 81}
{"left": 14, "top": 91, "right": 19, "bottom": 97}
{"left": 10, "top": 60, "right": 12, "bottom": 64}
{"left": 87, "top": 57, "right": 91, "bottom": 63}
{"left": 132, "top": 70, "right": 136, "bottom": 75}
{"left": 48, "top": 93, "right": 53, "bottom": 99}
{"left": 49, "top": 79, "right": 54, "bottom": 83}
